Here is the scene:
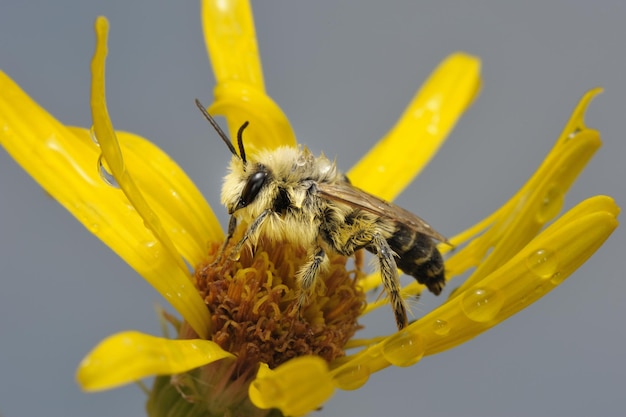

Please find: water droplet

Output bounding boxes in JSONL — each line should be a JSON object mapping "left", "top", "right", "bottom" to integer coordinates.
{"left": 89, "top": 125, "right": 99, "bottom": 145}
{"left": 97, "top": 154, "right": 119, "bottom": 187}
{"left": 461, "top": 288, "right": 504, "bottom": 323}
{"left": 295, "top": 154, "right": 308, "bottom": 166}
{"left": 333, "top": 364, "right": 370, "bottom": 390}
{"left": 526, "top": 248, "right": 559, "bottom": 279}
{"left": 366, "top": 347, "right": 381, "bottom": 359}
{"left": 550, "top": 271, "right": 564, "bottom": 285}
{"left": 140, "top": 240, "right": 161, "bottom": 260}
{"left": 381, "top": 331, "right": 425, "bottom": 367}
{"left": 536, "top": 185, "right": 564, "bottom": 223}
{"left": 432, "top": 319, "right": 450, "bottom": 336}
{"left": 567, "top": 127, "right": 582, "bottom": 139}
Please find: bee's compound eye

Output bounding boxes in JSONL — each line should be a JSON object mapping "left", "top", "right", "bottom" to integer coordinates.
{"left": 239, "top": 171, "right": 267, "bottom": 208}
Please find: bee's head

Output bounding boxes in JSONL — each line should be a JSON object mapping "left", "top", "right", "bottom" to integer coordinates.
{"left": 222, "top": 161, "right": 272, "bottom": 215}
{"left": 195, "top": 99, "right": 274, "bottom": 217}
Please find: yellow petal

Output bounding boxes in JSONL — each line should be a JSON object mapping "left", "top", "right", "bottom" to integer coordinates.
{"left": 359, "top": 88, "right": 603, "bottom": 300}
{"left": 202, "top": 0, "right": 264, "bottom": 90}
{"left": 334, "top": 196, "right": 618, "bottom": 376}
{"left": 447, "top": 88, "right": 603, "bottom": 293}
{"left": 201, "top": 0, "right": 296, "bottom": 151}
{"left": 424, "top": 196, "right": 619, "bottom": 355}
{"left": 349, "top": 53, "right": 481, "bottom": 200}
{"left": 94, "top": 17, "right": 212, "bottom": 338}
{"left": 76, "top": 331, "right": 234, "bottom": 391}
{"left": 91, "top": 18, "right": 185, "bottom": 272}
{"left": 0, "top": 21, "right": 213, "bottom": 339}
{"left": 249, "top": 357, "right": 335, "bottom": 417}
{"left": 68, "top": 127, "right": 223, "bottom": 268}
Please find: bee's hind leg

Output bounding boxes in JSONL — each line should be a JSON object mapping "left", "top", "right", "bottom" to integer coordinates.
{"left": 370, "top": 233, "right": 408, "bottom": 330}
{"left": 296, "top": 246, "right": 327, "bottom": 315}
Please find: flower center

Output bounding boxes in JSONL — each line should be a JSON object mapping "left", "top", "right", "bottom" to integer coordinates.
{"left": 194, "top": 233, "right": 366, "bottom": 372}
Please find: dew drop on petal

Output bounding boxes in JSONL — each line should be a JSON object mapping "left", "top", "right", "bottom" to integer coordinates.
{"left": 550, "top": 271, "right": 564, "bottom": 285}
{"left": 534, "top": 283, "right": 547, "bottom": 295}
{"left": 432, "top": 319, "right": 450, "bottom": 336}
{"left": 366, "top": 347, "right": 381, "bottom": 359}
{"left": 461, "top": 288, "right": 504, "bottom": 323}
{"left": 89, "top": 125, "right": 99, "bottom": 145}
{"left": 526, "top": 248, "right": 559, "bottom": 279}
{"left": 567, "top": 127, "right": 582, "bottom": 140}
{"left": 97, "top": 154, "right": 120, "bottom": 188}
{"left": 140, "top": 240, "right": 162, "bottom": 260}
{"left": 381, "top": 331, "right": 425, "bottom": 367}
{"left": 73, "top": 203, "right": 101, "bottom": 234}
{"left": 536, "top": 185, "right": 564, "bottom": 223}
{"left": 333, "top": 364, "right": 370, "bottom": 390}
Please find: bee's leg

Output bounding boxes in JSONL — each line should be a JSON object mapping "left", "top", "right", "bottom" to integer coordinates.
{"left": 296, "top": 246, "right": 327, "bottom": 313}
{"left": 370, "top": 232, "right": 408, "bottom": 330}
{"left": 229, "top": 209, "right": 270, "bottom": 260}
{"left": 210, "top": 215, "right": 237, "bottom": 266}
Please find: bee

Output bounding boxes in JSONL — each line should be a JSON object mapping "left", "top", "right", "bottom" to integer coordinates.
{"left": 196, "top": 100, "right": 447, "bottom": 330}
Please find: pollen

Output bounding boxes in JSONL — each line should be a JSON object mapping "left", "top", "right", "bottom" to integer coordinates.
{"left": 194, "top": 234, "right": 366, "bottom": 372}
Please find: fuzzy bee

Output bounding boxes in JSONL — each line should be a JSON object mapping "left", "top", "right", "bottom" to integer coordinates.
{"left": 196, "top": 100, "right": 447, "bottom": 330}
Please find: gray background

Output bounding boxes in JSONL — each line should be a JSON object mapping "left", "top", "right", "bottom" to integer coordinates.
{"left": 1, "top": 1, "right": 624, "bottom": 417}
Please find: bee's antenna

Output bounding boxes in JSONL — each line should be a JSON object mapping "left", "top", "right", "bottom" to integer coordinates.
{"left": 236, "top": 121, "right": 249, "bottom": 165}
{"left": 195, "top": 99, "right": 243, "bottom": 162}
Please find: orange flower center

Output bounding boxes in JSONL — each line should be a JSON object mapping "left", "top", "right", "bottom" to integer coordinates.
{"left": 194, "top": 233, "right": 366, "bottom": 372}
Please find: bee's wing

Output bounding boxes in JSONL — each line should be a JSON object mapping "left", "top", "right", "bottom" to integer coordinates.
{"left": 316, "top": 182, "right": 449, "bottom": 244}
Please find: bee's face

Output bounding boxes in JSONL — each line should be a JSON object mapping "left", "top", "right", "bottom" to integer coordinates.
{"left": 221, "top": 147, "right": 306, "bottom": 218}
{"left": 221, "top": 158, "right": 275, "bottom": 217}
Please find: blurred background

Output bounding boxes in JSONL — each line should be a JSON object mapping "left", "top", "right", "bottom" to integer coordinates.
{"left": 1, "top": 1, "right": 624, "bottom": 416}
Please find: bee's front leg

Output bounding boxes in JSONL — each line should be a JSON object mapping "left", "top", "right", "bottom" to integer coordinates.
{"left": 296, "top": 246, "right": 327, "bottom": 313}
{"left": 228, "top": 209, "right": 271, "bottom": 261}
{"left": 370, "top": 233, "right": 408, "bottom": 330}
{"left": 210, "top": 215, "right": 238, "bottom": 266}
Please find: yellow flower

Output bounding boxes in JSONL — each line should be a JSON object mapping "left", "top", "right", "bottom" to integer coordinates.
{"left": 0, "top": 1, "right": 619, "bottom": 417}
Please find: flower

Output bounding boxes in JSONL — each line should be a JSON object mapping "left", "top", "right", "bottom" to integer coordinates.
{"left": 0, "top": 1, "right": 619, "bottom": 417}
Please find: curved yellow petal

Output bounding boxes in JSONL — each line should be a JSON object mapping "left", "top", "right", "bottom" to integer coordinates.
{"left": 423, "top": 196, "right": 619, "bottom": 355}
{"left": 209, "top": 84, "right": 296, "bottom": 152}
{"left": 89, "top": 17, "right": 211, "bottom": 338}
{"left": 0, "top": 72, "right": 209, "bottom": 338}
{"left": 0, "top": 22, "right": 213, "bottom": 338}
{"left": 77, "top": 331, "right": 234, "bottom": 391}
{"left": 91, "top": 18, "right": 184, "bottom": 273}
{"left": 349, "top": 53, "right": 481, "bottom": 201}
{"left": 202, "top": 0, "right": 296, "bottom": 150}
{"left": 359, "top": 88, "right": 603, "bottom": 305}
{"left": 249, "top": 356, "right": 335, "bottom": 417}
{"left": 202, "top": 0, "right": 264, "bottom": 90}
{"left": 68, "top": 127, "right": 223, "bottom": 267}
{"left": 335, "top": 196, "right": 618, "bottom": 377}
{"left": 447, "top": 88, "right": 603, "bottom": 294}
